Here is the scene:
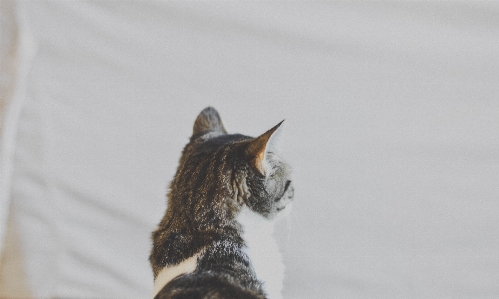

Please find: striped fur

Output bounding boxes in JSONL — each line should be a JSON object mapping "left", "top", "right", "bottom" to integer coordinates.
{"left": 150, "top": 107, "right": 293, "bottom": 299}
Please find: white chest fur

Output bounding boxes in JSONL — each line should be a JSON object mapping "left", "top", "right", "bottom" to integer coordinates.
{"left": 237, "top": 207, "right": 284, "bottom": 299}
{"left": 152, "top": 251, "right": 201, "bottom": 298}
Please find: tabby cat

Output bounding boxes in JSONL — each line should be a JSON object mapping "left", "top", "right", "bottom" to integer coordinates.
{"left": 149, "top": 107, "right": 294, "bottom": 299}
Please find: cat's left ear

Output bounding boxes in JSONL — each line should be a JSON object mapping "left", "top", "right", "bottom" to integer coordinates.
{"left": 245, "top": 120, "right": 284, "bottom": 177}
{"left": 193, "top": 107, "right": 227, "bottom": 137}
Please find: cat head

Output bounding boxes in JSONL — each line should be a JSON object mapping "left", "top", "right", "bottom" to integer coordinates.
{"left": 169, "top": 107, "right": 293, "bottom": 227}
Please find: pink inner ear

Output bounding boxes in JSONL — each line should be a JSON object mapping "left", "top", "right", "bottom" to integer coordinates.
{"left": 246, "top": 120, "right": 284, "bottom": 177}
{"left": 254, "top": 151, "right": 267, "bottom": 176}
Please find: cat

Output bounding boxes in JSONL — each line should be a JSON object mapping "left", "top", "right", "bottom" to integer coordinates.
{"left": 149, "top": 107, "right": 294, "bottom": 299}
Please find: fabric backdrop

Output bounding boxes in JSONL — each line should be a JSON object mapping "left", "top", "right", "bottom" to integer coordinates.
{"left": 1, "top": 2, "right": 498, "bottom": 298}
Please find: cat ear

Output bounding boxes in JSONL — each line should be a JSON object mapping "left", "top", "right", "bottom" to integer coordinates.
{"left": 193, "top": 107, "right": 227, "bottom": 136}
{"left": 245, "top": 120, "right": 284, "bottom": 177}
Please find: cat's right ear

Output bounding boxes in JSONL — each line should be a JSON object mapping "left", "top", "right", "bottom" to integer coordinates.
{"left": 245, "top": 120, "right": 284, "bottom": 177}
{"left": 193, "top": 107, "right": 227, "bottom": 136}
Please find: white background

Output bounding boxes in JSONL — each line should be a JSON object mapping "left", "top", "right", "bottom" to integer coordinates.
{"left": 1, "top": 2, "right": 499, "bottom": 298}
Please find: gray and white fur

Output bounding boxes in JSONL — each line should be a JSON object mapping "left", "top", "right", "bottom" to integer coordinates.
{"left": 150, "top": 107, "right": 294, "bottom": 299}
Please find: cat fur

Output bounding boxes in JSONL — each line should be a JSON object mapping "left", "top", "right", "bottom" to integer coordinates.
{"left": 150, "top": 107, "right": 294, "bottom": 299}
